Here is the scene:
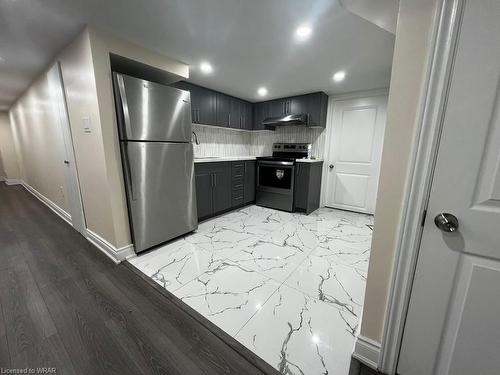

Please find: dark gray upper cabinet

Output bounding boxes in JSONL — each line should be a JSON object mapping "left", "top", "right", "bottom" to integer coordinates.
{"left": 305, "top": 92, "right": 328, "bottom": 128}
{"left": 195, "top": 86, "right": 217, "bottom": 126}
{"left": 243, "top": 102, "right": 254, "bottom": 130}
{"left": 269, "top": 99, "right": 286, "bottom": 118}
{"left": 229, "top": 97, "right": 241, "bottom": 129}
{"left": 253, "top": 102, "right": 269, "bottom": 130}
{"left": 289, "top": 95, "right": 308, "bottom": 115}
{"left": 216, "top": 92, "right": 230, "bottom": 127}
{"left": 172, "top": 81, "right": 327, "bottom": 130}
{"left": 170, "top": 81, "right": 216, "bottom": 126}
{"left": 258, "top": 92, "right": 328, "bottom": 128}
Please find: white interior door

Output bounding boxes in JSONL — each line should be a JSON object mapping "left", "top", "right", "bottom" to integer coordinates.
{"left": 324, "top": 96, "right": 387, "bottom": 214}
{"left": 47, "top": 63, "right": 86, "bottom": 235}
{"left": 398, "top": 1, "right": 500, "bottom": 374}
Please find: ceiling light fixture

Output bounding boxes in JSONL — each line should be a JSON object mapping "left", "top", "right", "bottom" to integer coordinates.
{"left": 295, "top": 24, "right": 312, "bottom": 41}
{"left": 257, "top": 87, "right": 268, "bottom": 97}
{"left": 333, "top": 70, "right": 346, "bottom": 82}
{"left": 200, "top": 61, "right": 213, "bottom": 74}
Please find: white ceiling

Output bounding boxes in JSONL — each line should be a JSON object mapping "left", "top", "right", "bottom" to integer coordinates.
{"left": 0, "top": 0, "right": 397, "bottom": 110}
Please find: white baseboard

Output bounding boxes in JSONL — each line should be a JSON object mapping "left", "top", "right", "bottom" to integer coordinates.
{"left": 21, "top": 181, "right": 72, "bottom": 225}
{"left": 86, "top": 229, "right": 135, "bottom": 264}
{"left": 353, "top": 335, "right": 381, "bottom": 370}
{"left": 6, "top": 179, "right": 135, "bottom": 264}
{"left": 5, "top": 178, "right": 23, "bottom": 185}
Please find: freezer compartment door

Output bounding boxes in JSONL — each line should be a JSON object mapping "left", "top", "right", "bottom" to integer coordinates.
{"left": 121, "top": 141, "right": 197, "bottom": 253}
{"left": 115, "top": 73, "right": 192, "bottom": 142}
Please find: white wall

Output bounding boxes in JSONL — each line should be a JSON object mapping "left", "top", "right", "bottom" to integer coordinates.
{"left": 0, "top": 112, "right": 20, "bottom": 182}
{"left": 6, "top": 27, "right": 189, "bottom": 259}
{"left": 9, "top": 67, "right": 71, "bottom": 213}
{"left": 360, "top": 0, "right": 439, "bottom": 344}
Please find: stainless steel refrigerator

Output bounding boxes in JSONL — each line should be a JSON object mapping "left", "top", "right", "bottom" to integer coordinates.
{"left": 113, "top": 73, "right": 197, "bottom": 253}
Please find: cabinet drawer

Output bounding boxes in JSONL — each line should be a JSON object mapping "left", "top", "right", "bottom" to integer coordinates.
{"left": 232, "top": 163, "right": 245, "bottom": 178}
{"left": 232, "top": 189, "right": 244, "bottom": 207}
{"left": 232, "top": 177, "right": 244, "bottom": 190}
{"left": 232, "top": 188, "right": 244, "bottom": 199}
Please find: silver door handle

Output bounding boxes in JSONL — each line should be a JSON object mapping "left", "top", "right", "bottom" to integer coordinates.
{"left": 329, "top": 164, "right": 334, "bottom": 169}
{"left": 434, "top": 213, "right": 459, "bottom": 232}
{"left": 63, "top": 160, "right": 70, "bottom": 165}
{"left": 122, "top": 145, "right": 135, "bottom": 201}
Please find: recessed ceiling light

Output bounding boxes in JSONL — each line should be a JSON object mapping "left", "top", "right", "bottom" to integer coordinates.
{"left": 200, "top": 61, "right": 213, "bottom": 74}
{"left": 333, "top": 70, "right": 346, "bottom": 82}
{"left": 257, "top": 87, "right": 268, "bottom": 97}
{"left": 295, "top": 24, "right": 312, "bottom": 41}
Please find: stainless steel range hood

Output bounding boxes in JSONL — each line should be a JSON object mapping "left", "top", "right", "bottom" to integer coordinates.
{"left": 262, "top": 113, "right": 308, "bottom": 126}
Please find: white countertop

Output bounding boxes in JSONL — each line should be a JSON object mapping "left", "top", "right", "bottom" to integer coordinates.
{"left": 194, "top": 156, "right": 323, "bottom": 163}
{"left": 295, "top": 158, "right": 323, "bottom": 163}
{"left": 194, "top": 156, "right": 257, "bottom": 163}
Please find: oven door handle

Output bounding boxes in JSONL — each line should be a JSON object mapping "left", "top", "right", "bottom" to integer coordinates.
{"left": 257, "top": 161, "right": 294, "bottom": 166}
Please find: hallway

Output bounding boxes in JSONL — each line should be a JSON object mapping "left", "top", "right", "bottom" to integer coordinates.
{"left": 0, "top": 184, "right": 277, "bottom": 375}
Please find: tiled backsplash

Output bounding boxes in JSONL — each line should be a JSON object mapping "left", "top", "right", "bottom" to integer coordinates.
{"left": 192, "top": 124, "right": 326, "bottom": 159}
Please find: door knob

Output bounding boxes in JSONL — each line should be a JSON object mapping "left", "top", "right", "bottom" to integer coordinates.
{"left": 434, "top": 213, "right": 459, "bottom": 233}
{"left": 63, "top": 160, "right": 70, "bottom": 165}
{"left": 329, "top": 164, "right": 334, "bottom": 169}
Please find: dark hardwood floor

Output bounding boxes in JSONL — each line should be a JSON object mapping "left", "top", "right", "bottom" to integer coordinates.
{"left": 0, "top": 183, "right": 278, "bottom": 375}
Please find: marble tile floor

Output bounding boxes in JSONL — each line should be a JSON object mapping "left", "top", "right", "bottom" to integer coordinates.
{"left": 129, "top": 205, "right": 374, "bottom": 375}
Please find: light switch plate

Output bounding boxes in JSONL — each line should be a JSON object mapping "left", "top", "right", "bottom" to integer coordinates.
{"left": 82, "top": 116, "right": 91, "bottom": 133}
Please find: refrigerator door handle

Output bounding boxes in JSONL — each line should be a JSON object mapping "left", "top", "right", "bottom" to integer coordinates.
{"left": 116, "top": 74, "right": 133, "bottom": 138}
{"left": 122, "top": 144, "right": 136, "bottom": 201}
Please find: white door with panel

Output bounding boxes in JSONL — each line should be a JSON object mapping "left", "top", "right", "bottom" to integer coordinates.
{"left": 47, "top": 63, "right": 86, "bottom": 235}
{"left": 398, "top": 1, "right": 500, "bottom": 374}
{"left": 324, "top": 96, "right": 387, "bottom": 214}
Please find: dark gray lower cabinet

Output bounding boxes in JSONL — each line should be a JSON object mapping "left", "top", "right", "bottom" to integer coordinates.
{"left": 195, "top": 162, "right": 231, "bottom": 220}
{"left": 195, "top": 160, "right": 256, "bottom": 221}
{"left": 294, "top": 162, "right": 323, "bottom": 214}
{"left": 244, "top": 161, "right": 256, "bottom": 203}
{"left": 212, "top": 163, "right": 231, "bottom": 213}
{"left": 194, "top": 168, "right": 213, "bottom": 219}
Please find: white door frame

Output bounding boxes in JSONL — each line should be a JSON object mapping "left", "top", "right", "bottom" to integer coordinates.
{"left": 378, "top": 0, "right": 465, "bottom": 373}
{"left": 320, "top": 88, "right": 389, "bottom": 210}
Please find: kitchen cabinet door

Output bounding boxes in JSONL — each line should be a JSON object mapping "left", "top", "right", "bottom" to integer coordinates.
{"left": 289, "top": 95, "right": 309, "bottom": 116}
{"left": 170, "top": 81, "right": 199, "bottom": 123}
{"left": 244, "top": 160, "right": 256, "bottom": 203}
{"left": 294, "top": 162, "right": 323, "bottom": 214}
{"left": 198, "top": 87, "right": 217, "bottom": 126}
{"left": 212, "top": 162, "right": 232, "bottom": 213}
{"left": 195, "top": 168, "right": 213, "bottom": 220}
{"left": 253, "top": 102, "right": 268, "bottom": 130}
{"left": 229, "top": 97, "right": 242, "bottom": 129}
{"left": 269, "top": 99, "right": 286, "bottom": 118}
{"left": 294, "top": 163, "right": 310, "bottom": 212}
{"left": 306, "top": 92, "right": 328, "bottom": 128}
{"left": 242, "top": 102, "right": 253, "bottom": 130}
{"left": 216, "top": 92, "right": 230, "bottom": 127}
